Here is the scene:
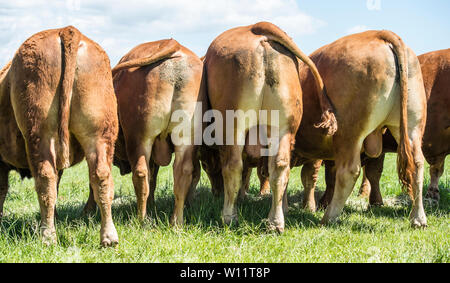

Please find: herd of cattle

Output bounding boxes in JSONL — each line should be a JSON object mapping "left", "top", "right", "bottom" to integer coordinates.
{"left": 0, "top": 22, "right": 447, "bottom": 247}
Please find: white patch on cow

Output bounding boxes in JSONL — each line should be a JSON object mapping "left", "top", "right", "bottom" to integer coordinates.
{"left": 78, "top": 40, "right": 87, "bottom": 56}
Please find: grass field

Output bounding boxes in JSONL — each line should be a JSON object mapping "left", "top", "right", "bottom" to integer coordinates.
{"left": 0, "top": 154, "right": 448, "bottom": 263}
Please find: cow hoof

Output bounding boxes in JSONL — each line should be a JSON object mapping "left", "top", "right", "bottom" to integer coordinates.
{"left": 101, "top": 227, "right": 119, "bottom": 248}
{"left": 320, "top": 214, "right": 340, "bottom": 226}
{"left": 425, "top": 188, "right": 440, "bottom": 202}
{"left": 267, "top": 211, "right": 285, "bottom": 233}
{"left": 410, "top": 217, "right": 427, "bottom": 229}
{"left": 41, "top": 228, "right": 57, "bottom": 246}
{"left": 170, "top": 216, "right": 184, "bottom": 228}
{"left": 267, "top": 222, "right": 285, "bottom": 234}
{"left": 101, "top": 237, "right": 119, "bottom": 248}
{"left": 238, "top": 193, "right": 248, "bottom": 202}
{"left": 302, "top": 202, "right": 317, "bottom": 213}
{"left": 368, "top": 201, "right": 384, "bottom": 208}
{"left": 319, "top": 218, "right": 329, "bottom": 226}
{"left": 318, "top": 197, "right": 331, "bottom": 210}
{"left": 82, "top": 205, "right": 97, "bottom": 216}
{"left": 101, "top": 234, "right": 119, "bottom": 248}
{"left": 222, "top": 214, "right": 239, "bottom": 227}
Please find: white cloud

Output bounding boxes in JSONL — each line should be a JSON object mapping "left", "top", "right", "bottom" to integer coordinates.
{"left": 346, "top": 25, "right": 370, "bottom": 35}
{"left": 0, "top": 0, "right": 326, "bottom": 66}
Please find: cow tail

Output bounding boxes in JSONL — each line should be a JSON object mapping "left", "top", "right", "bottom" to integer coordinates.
{"left": 251, "top": 21, "right": 337, "bottom": 136}
{"left": 111, "top": 39, "right": 181, "bottom": 76}
{"left": 379, "top": 30, "right": 414, "bottom": 200}
{"left": 58, "top": 26, "right": 81, "bottom": 169}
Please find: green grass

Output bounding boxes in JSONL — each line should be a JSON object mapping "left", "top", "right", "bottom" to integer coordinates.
{"left": 0, "top": 154, "right": 448, "bottom": 263}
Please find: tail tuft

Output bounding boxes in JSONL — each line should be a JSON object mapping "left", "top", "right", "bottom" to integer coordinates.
{"left": 314, "top": 110, "right": 338, "bottom": 136}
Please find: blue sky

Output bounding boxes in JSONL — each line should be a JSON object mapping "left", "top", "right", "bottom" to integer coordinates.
{"left": 1, "top": 0, "right": 449, "bottom": 67}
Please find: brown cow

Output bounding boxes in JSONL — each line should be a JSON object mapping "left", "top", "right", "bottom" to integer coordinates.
{"left": 84, "top": 39, "right": 205, "bottom": 225}
{"left": 330, "top": 49, "right": 449, "bottom": 205}
{"left": 204, "top": 22, "right": 337, "bottom": 232}
{"left": 293, "top": 30, "right": 428, "bottom": 227}
{"left": 0, "top": 26, "right": 119, "bottom": 246}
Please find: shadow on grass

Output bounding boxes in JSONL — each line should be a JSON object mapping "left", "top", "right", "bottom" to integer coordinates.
{"left": 0, "top": 215, "right": 40, "bottom": 241}
{"left": 0, "top": 184, "right": 319, "bottom": 240}
{"left": 1, "top": 181, "right": 448, "bottom": 240}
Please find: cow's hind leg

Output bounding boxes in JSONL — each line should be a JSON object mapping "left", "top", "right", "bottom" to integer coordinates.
{"left": 147, "top": 160, "right": 159, "bottom": 210}
{"left": 171, "top": 145, "right": 195, "bottom": 226}
{"left": 258, "top": 162, "right": 270, "bottom": 196}
{"left": 82, "top": 141, "right": 118, "bottom": 247}
{"left": 388, "top": 126, "right": 427, "bottom": 227}
{"left": 364, "top": 154, "right": 385, "bottom": 206}
{"left": 321, "top": 143, "right": 362, "bottom": 225}
{"left": 221, "top": 145, "right": 244, "bottom": 225}
{"left": 426, "top": 156, "right": 445, "bottom": 202}
{"left": 53, "top": 170, "right": 64, "bottom": 218}
{"left": 410, "top": 139, "right": 427, "bottom": 227}
{"left": 267, "top": 134, "right": 292, "bottom": 233}
{"left": 238, "top": 162, "right": 252, "bottom": 200}
{"left": 359, "top": 169, "right": 371, "bottom": 198}
{"left": 83, "top": 185, "right": 97, "bottom": 215}
{"left": 319, "top": 160, "right": 336, "bottom": 209}
{"left": 186, "top": 159, "right": 200, "bottom": 208}
{"left": 27, "top": 140, "right": 59, "bottom": 245}
{"left": 0, "top": 163, "right": 9, "bottom": 219}
{"left": 127, "top": 141, "right": 152, "bottom": 221}
{"left": 301, "top": 160, "right": 322, "bottom": 212}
